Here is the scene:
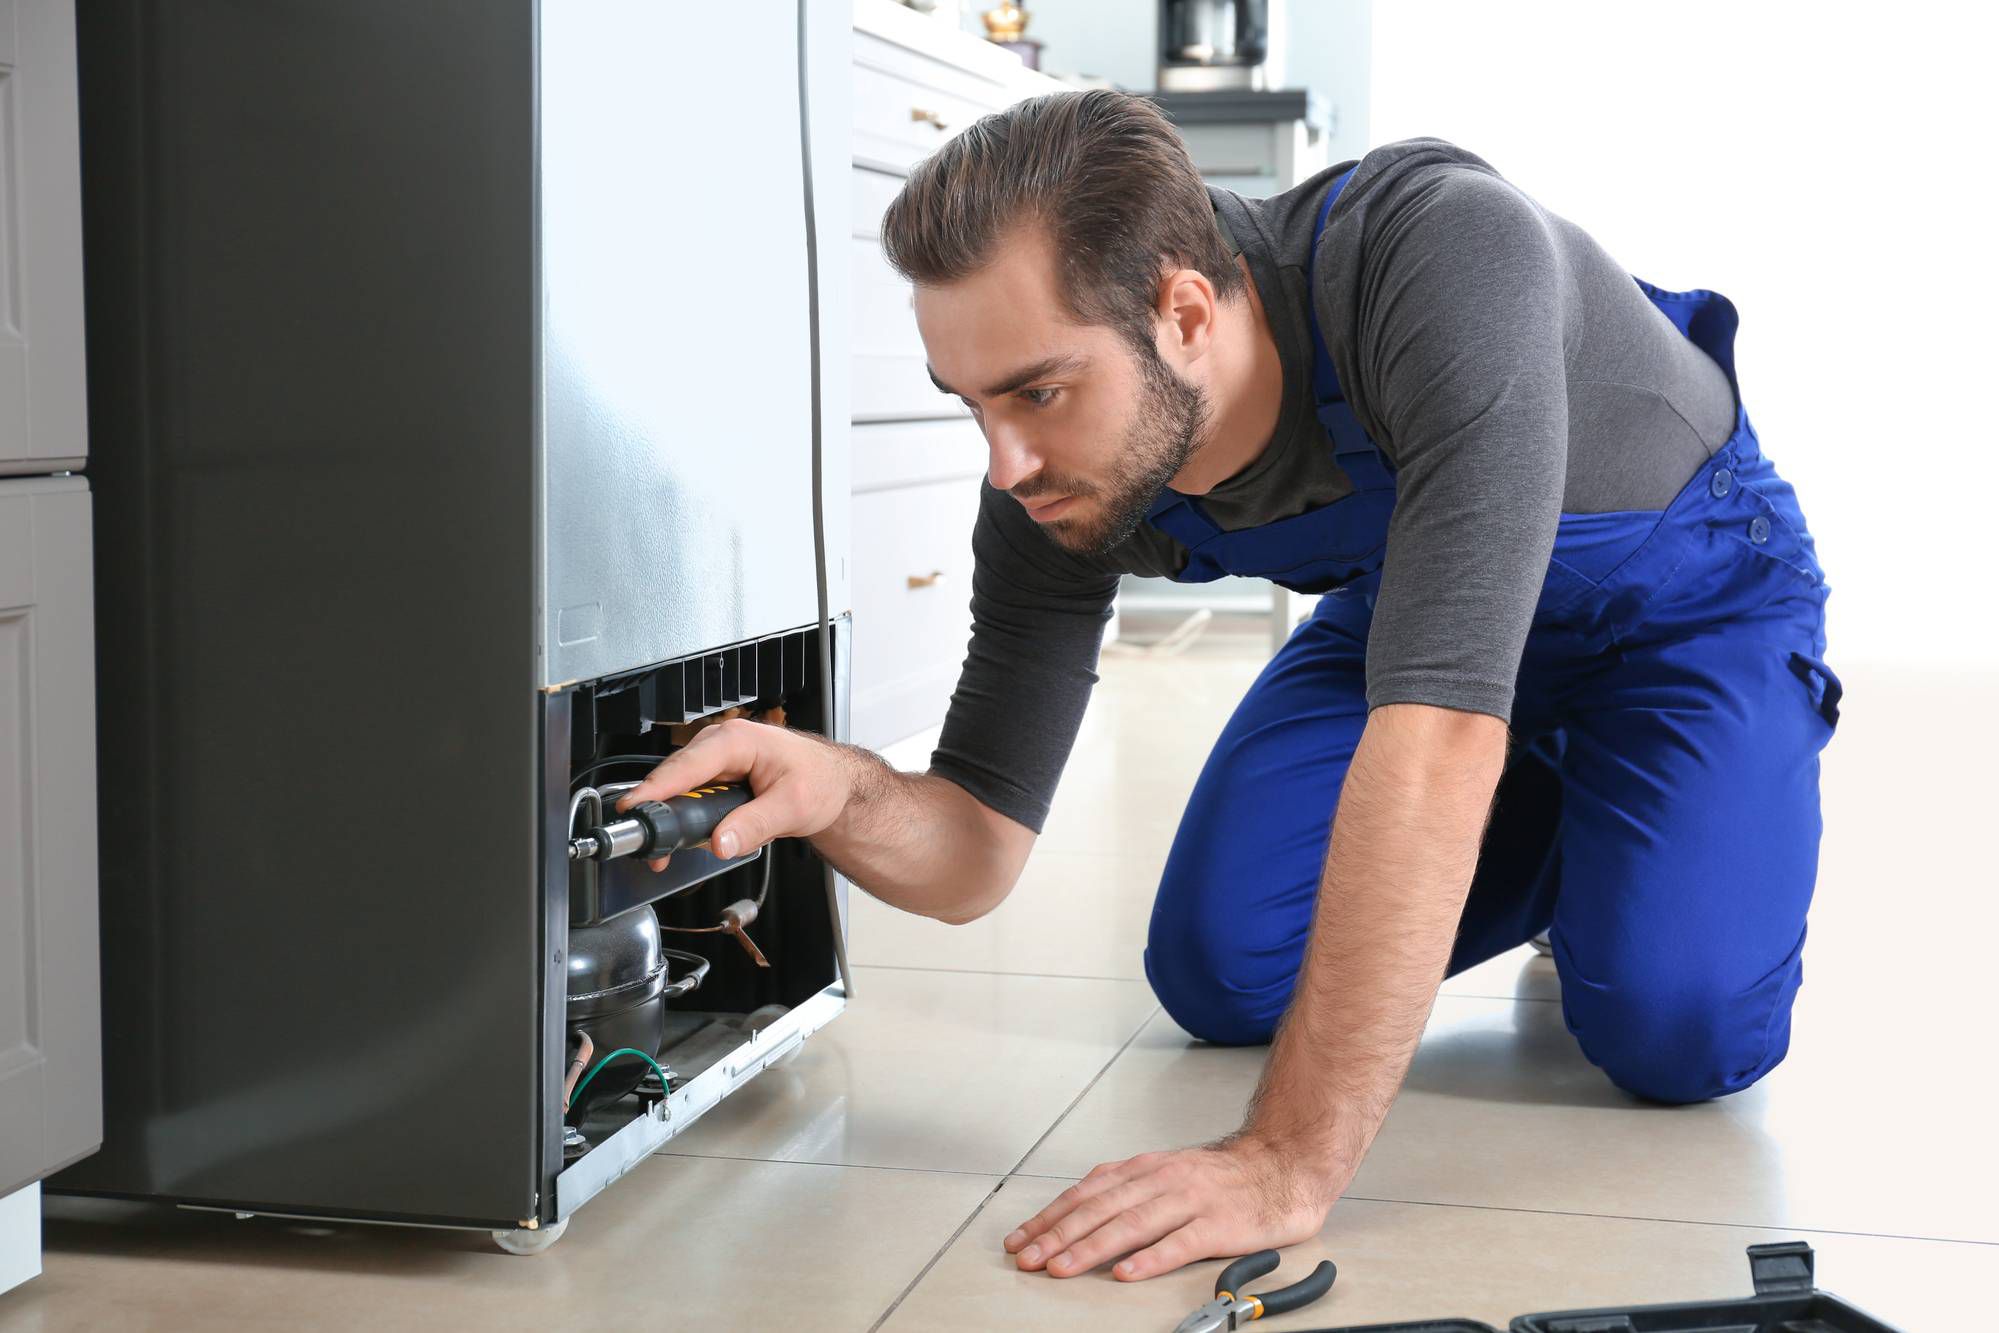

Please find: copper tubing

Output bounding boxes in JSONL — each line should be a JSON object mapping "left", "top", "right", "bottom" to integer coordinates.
{"left": 561, "top": 1031, "right": 595, "bottom": 1112}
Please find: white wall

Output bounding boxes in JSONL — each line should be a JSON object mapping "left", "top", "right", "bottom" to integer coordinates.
{"left": 1371, "top": 1, "right": 1998, "bottom": 669}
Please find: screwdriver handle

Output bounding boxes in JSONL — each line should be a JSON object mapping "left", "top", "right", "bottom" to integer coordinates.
{"left": 633, "top": 783, "right": 753, "bottom": 857}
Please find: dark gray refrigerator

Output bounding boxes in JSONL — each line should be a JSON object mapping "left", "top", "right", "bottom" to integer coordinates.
{"left": 52, "top": 0, "right": 855, "bottom": 1252}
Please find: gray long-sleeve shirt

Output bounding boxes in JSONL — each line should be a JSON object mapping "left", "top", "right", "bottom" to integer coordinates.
{"left": 928, "top": 138, "right": 1738, "bottom": 833}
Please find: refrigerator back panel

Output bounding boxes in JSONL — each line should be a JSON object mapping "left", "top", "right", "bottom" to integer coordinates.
{"left": 540, "top": 1, "right": 832, "bottom": 687}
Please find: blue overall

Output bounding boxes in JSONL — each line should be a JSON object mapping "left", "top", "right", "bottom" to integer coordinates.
{"left": 1141, "top": 170, "right": 1842, "bottom": 1104}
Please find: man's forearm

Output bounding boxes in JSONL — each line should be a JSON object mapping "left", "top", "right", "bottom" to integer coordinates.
{"left": 809, "top": 742, "right": 1033, "bottom": 923}
{"left": 1241, "top": 704, "right": 1508, "bottom": 1185}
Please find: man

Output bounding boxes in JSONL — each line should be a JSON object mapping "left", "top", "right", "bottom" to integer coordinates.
{"left": 620, "top": 91, "right": 1841, "bottom": 1281}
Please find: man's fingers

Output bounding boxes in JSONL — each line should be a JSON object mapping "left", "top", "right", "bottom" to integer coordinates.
{"left": 712, "top": 774, "right": 821, "bottom": 858}
{"left": 1004, "top": 1162, "right": 1141, "bottom": 1255}
{"left": 1006, "top": 1186, "right": 1088, "bottom": 1259}
{"left": 615, "top": 726, "right": 749, "bottom": 811}
{"left": 1044, "top": 1198, "right": 1189, "bottom": 1279}
{"left": 1113, "top": 1221, "right": 1209, "bottom": 1282}
{"left": 709, "top": 807, "right": 764, "bottom": 860}
{"left": 1015, "top": 1178, "right": 1158, "bottom": 1272}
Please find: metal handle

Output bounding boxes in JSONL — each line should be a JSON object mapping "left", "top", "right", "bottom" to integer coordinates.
{"left": 910, "top": 106, "right": 950, "bottom": 130}
{"left": 906, "top": 570, "right": 948, "bottom": 589}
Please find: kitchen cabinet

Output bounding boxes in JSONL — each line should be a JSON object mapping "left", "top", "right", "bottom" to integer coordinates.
{"left": 849, "top": 0, "right": 1065, "bottom": 749}
{"left": 0, "top": 480, "right": 100, "bottom": 1272}
{"left": 0, "top": 0, "right": 87, "bottom": 477}
{"left": 0, "top": 0, "right": 98, "bottom": 1297}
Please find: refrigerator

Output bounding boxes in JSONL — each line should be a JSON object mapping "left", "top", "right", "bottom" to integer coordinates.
{"left": 47, "top": 0, "right": 853, "bottom": 1253}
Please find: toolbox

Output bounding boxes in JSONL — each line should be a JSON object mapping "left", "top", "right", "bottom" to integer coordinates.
{"left": 1312, "top": 1242, "right": 1903, "bottom": 1333}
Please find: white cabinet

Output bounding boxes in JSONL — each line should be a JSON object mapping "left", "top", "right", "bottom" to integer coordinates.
{"left": 0, "top": 479, "right": 99, "bottom": 1209}
{"left": 0, "top": 0, "right": 87, "bottom": 476}
{"left": 850, "top": 419, "right": 985, "bottom": 748}
{"left": 848, "top": 1, "right": 1062, "bottom": 749}
{"left": 0, "top": 1, "right": 96, "bottom": 1295}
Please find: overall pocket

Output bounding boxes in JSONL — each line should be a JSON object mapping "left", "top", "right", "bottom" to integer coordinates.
{"left": 1788, "top": 650, "right": 1844, "bottom": 729}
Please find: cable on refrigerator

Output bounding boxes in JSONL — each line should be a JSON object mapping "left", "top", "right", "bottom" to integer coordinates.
{"left": 796, "top": 0, "right": 855, "bottom": 1001}
{"left": 567, "top": 1046, "right": 672, "bottom": 1109}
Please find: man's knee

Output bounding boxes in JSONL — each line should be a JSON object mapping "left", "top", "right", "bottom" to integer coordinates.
{"left": 1143, "top": 905, "right": 1288, "bottom": 1047}
{"left": 1567, "top": 969, "right": 1799, "bottom": 1105}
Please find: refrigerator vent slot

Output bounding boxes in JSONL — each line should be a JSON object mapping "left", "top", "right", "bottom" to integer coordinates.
{"left": 592, "top": 627, "right": 816, "bottom": 735}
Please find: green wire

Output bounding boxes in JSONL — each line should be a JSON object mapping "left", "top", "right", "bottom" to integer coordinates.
{"left": 569, "top": 1046, "right": 671, "bottom": 1109}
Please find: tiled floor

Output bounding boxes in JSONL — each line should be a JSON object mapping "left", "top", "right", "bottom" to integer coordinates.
{"left": 5, "top": 628, "right": 1995, "bottom": 1330}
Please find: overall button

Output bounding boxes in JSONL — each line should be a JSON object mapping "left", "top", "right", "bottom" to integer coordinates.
{"left": 1749, "top": 515, "right": 1772, "bottom": 544}
{"left": 1710, "top": 469, "right": 1735, "bottom": 498}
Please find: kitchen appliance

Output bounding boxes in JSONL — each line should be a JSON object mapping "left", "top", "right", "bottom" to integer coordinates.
{"left": 50, "top": 0, "right": 853, "bottom": 1254}
{"left": 1159, "top": 0, "right": 1285, "bottom": 92}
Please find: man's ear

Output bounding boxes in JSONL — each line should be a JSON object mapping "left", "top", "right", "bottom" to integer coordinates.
{"left": 1155, "top": 266, "right": 1218, "bottom": 365}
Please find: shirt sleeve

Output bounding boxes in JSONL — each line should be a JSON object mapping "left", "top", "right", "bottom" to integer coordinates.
{"left": 1341, "top": 167, "right": 1571, "bottom": 721}
{"left": 928, "top": 482, "right": 1120, "bottom": 832}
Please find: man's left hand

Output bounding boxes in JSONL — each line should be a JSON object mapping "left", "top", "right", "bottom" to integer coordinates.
{"left": 1002, "top": 1135, "right": 1346, "bottom": 1281}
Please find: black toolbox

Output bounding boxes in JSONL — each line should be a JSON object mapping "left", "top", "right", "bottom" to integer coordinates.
{"left": 1314, "top": 1242, "right": 1903, "bottom": 1332}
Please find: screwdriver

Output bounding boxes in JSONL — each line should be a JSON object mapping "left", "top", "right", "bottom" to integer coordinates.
{"left": 568, "top": 784, "right": 753, "bottom": 863}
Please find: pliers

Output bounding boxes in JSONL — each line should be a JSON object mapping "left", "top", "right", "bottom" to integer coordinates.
{"left": 1172, "top": 1250, "right": 1338, "bottom": 1331}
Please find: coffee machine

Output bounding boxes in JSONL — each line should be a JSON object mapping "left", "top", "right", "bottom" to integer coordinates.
{"left": 1159, "top": 0, "right": 1286, "bottom": 92}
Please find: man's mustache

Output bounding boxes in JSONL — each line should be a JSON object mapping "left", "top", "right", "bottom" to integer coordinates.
{"left": 1012, "top": 477, "right": 1090, "bottom": 503}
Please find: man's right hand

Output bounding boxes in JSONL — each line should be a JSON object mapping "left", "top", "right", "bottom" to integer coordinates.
{"left": 609, "top": 717, "right": 1035, "bottom": 924}
{"left": 614, "top": 718, "right": 855, "bottom": 873}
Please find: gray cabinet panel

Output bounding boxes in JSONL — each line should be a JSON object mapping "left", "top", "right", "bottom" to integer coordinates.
{"left": 0, "top": 478, "right": 100, "bottom": 1195}
{"left": 0, "top": 0, "right": 89, "bottom": 475}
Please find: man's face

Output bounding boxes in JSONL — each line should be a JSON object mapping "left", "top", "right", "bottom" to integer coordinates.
{"left": 913, "top": 231, "right": 1208, "bottom": 556}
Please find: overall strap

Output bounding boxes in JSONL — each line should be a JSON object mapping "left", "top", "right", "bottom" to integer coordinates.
{"left": 1304, "top": 167, "right": 1397, "bottom": 494}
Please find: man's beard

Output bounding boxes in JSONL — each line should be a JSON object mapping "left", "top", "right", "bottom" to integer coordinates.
{"left": 1022, "top": 346, "right": 1209, "bottom": 557}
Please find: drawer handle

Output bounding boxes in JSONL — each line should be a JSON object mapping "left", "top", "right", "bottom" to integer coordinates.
{"left": 906, "top": 570, "right": 949, "bottom": 589}
{"left": 910, "top": 106, "right": 951, "bottom": 131}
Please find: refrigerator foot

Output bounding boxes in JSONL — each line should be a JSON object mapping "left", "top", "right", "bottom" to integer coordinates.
{"left": 492, "top": 1217, "right": 569, "bottom": 1256}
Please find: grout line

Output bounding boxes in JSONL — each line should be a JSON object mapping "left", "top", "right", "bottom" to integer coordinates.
{"left": 867, "top": 1178, "right": 1010, "bottom": 1333}
{"left": 867, "top": 1003, "right": 1164, "bottom": 1332}
{"left": 1001, "top": 1004, "right": 1164, "bottom": 1179}
{"left": 850, "top": 961, "right": 1148, "bottom": 985}
{"left": 854, "top": 964, "right": 1565, "bottom": 1001}
{"left": 1001, "top": 1172, "right": 1999, "bottom": 1248}
{"left": 647, "top": 1150, "right": 1004, "bottom": 1181}
{"left": 1328, "top": 1195, "right": 1999, "bottom": 1248}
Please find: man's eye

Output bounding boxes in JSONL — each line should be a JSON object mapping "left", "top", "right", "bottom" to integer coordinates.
{"left": 1019, "top": 387, "right": 1060, "bottom": 408}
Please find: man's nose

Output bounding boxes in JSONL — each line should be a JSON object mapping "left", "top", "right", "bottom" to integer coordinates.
{"left": 984, "top": 422, "right": 1042, "bottom": 493}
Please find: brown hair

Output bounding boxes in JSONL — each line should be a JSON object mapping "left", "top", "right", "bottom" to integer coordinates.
{"left": 880, "top": 89, "right": 1243, "bottom": 354}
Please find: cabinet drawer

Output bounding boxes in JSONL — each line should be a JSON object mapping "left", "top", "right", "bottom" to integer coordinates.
{"left": 852, "top": 163, "right": 904, "bottom": 241}
{"left": 853, "top": 417, "right": 984, "bottom": 494}
{"left": 851, "top": 234, "right": 924, "bottom": 372}
{"left": 851, "top": 233, "right": 970, "bottom": 423}
{"left": 850, "top": 474, "right": 981, "bottom": 749}
{"left": 852, "top": 57, "right": 1000, "bottom": 175}
{"left": 0, "top": 0, "right": 88, "bottom": 475}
